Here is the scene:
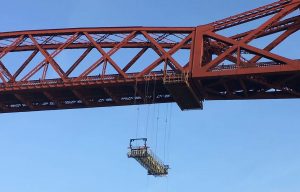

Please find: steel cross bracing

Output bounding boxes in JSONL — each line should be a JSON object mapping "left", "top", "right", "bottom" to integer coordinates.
{"left": 0, "top": 0, "right": 300, "bottom": 113}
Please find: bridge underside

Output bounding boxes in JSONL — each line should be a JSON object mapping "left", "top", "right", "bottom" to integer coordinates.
{"left": 0, "top": 0, "right": 300, "bottom": 113}
{"left": 0, "top": 70, "right": 299, "bottom": 113}
{"left": 0, "top": 77, "right": 171, "bottom": 113}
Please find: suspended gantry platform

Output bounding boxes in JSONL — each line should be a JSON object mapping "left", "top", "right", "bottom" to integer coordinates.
{"left": 127, "top": 138, "right": 169, "bottom": 177}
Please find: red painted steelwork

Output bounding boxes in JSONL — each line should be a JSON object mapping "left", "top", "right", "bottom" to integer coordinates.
{"left": 0, "top": 0, "right": 299, "bottom": 113}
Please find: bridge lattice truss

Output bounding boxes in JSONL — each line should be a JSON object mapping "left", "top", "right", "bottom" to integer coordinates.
{"left": 0, "top": 0, "right": 300, "bottom": 112}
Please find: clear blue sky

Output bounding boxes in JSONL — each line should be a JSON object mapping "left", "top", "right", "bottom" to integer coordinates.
{"left": 0, "top": 0, "right": 300, "bottom": 192}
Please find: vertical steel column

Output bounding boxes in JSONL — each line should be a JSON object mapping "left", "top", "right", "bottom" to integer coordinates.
{"left": 191, "top": 25, "right": 211, "bottom": 78}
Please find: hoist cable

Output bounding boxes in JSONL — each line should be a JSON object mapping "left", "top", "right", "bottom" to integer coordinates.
{"left": 144, "top": 77, "right": 150, "bottom": 138}
{"left": 134, "top": 80, "right": 140, "bottom": 138}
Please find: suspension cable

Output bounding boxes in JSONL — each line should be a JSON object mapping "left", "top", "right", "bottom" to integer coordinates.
{"left": 163, "top": 103, "right": 169, "bottom": 162}
{"left": 155, "top": 103, "right": 160, "bottom": 154}
{"left": 166, "top": 104, "right": 173, "bottom": 164}
{"left": 144, "top": 76, "right": 150, "bottom": 138}
{"left": 134, "top": 79, "right": 140, "bottom": 138}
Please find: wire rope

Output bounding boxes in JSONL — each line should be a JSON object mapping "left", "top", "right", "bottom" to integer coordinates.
{"left": 163, "top": 103, "right": 169, "bottom": 162}
{"left": 134, "top": 80, "right": 140, "bottom": 138}
{"left": 144, "top": 77, "right": 150, "bottom": 138}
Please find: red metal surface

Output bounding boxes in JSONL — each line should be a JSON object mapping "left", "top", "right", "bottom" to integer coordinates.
{"left": 0, "top": 0, "right": 299, "bottom": 113}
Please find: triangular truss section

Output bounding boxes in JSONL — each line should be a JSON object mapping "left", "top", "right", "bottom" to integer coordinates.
{"left": 136, "top": 31, "right": 193, "bottom": 77}
{"left": 196, "top": 0, "right": 300, "bottom": 76}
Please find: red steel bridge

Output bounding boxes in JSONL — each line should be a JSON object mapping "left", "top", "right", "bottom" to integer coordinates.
{"left": 0, "top": 0, "right": 300, "bottom": 113}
